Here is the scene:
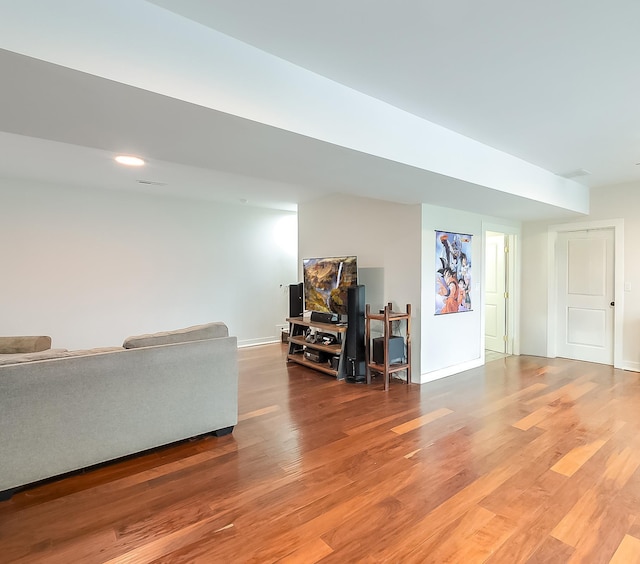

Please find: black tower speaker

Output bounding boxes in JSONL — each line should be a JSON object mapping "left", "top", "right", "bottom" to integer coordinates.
{"left": 345, "top": 284, "right": 366, "bottom": 382}
{"left": 289, "top": 283, "right": 303, "bottom": 317}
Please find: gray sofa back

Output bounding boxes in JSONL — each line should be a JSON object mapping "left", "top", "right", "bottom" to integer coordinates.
{"left": 0, "top": 328, "right": 238, "bottom": 495}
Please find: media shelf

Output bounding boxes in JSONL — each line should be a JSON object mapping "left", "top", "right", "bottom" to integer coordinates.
{"left": 365, "top": 303, "right": 412, "bottom": 390}
{"left": 286, "top": 317, "right": 348, "bottom": 379}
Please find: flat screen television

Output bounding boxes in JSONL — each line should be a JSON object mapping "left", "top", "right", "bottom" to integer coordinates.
{"left": 303, "top": 256, "right": 357, "bottom": 316}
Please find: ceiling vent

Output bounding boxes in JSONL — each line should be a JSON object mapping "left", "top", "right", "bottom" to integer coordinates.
{"left": 558, "top": 168, "right": 591, "bottom": 179}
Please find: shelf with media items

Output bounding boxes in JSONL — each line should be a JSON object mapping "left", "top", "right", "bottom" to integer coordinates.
{"left": 286, "top": 317, "right": 348, "bottom": 378}
{"left": 365, "top": 303, "right": 412, "bottom": 391}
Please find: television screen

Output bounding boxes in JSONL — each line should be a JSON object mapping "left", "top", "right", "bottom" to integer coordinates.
{"left": 303, "top": 256, "right": 357, "bottom": 316}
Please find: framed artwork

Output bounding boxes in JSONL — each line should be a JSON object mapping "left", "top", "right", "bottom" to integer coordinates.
{"left": 435, "top": 230, "right": 473, "bottom": 315}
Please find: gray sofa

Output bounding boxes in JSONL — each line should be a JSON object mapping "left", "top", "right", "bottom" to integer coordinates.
{"left": 0, "top": 323, "right": 238, "bottom": 500}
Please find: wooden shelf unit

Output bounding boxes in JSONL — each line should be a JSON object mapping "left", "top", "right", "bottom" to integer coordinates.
{"left": 365, "top": 303, "right": 411, "bottom": 390}
{"left": 286, "top": 317, "right": 348, "bottom": 379}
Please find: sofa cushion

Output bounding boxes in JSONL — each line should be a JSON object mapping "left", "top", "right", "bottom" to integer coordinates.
{"left": 63, "top": 347, "right": 126, "bottom": 358}
{"left": 122, "top": 322, "right": 229, "bottom": 349}
{"left": 0, "top": 336, "right": 52, "bottom": 354}
{"left": 0, "top": 347, "right": 126, "bottom": 367}
{"left": 0, "top": 349, "right": 68, "bottom": 366}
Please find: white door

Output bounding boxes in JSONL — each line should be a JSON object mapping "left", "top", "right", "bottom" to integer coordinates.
{"left": 556, "top": 229, "right": 614, "bottom": 364}
{"left": 485, "top": 233, "right": 506, "bottom": 352}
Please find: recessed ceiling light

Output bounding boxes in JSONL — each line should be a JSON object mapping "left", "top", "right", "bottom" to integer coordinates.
{"left": 115, "top": 155, "right": 145, "bottom": 167}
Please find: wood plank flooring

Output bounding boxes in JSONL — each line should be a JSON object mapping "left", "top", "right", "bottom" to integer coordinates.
{"left": 2, "top": 345, "right": 640, "bottom": 562}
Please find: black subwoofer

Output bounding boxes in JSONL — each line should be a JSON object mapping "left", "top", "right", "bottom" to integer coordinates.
{"left": 373, "top": 335, "right": 405, "bottom": 365}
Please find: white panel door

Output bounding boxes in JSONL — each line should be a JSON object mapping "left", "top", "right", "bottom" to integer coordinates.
{"left": 485, "top": 234, "right": 506, "bottom": 352}
{"left": 556, "top": 229, "right": 614, "bottom": 364}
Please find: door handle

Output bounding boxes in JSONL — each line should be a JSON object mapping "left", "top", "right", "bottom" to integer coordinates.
{"left": 610, "top": 301, "right": 615, "bottom": 307}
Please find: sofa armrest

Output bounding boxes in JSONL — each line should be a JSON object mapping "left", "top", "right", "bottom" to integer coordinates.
{"left": 0, "top": 336, "right": 52, "bottom": 354}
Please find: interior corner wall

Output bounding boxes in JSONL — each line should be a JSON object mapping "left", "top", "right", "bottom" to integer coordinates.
{"left": 0, "top": 178, "right": 297, "bottom": 349}
{"left": 520, "top": 181, "right": 640, "bottom": 371}
{"left": 297, "top": 193, "right": 422, "bottom": 377}
{"left": 519, "top": 220, "right": 551, "bottom": 356}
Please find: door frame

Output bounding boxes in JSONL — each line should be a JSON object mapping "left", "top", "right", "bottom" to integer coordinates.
{"left": 547, "top": 218, "right": 624, "bottom": 368}
{"left": 482, "top": 222, "right": 521, "bottom": 361}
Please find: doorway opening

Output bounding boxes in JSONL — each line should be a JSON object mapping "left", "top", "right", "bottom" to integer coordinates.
{"left": 483, "top": 224, "right": 519, "bottom": 363}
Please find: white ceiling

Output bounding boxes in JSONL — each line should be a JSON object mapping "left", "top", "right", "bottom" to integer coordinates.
{"left": 2, "top": 1, "right": 639, "bottom": 219}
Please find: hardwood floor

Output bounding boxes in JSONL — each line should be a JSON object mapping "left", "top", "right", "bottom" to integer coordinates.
{"left": 485, "top": 350, "right": 509, "bottom": 363}
{"left": 2, "top": 345, "right": 640, "bottom": 563}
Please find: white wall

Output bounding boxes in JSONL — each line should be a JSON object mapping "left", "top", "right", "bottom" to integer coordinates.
{"left": 520, "top": 181, "right": 640, "bottom": 371}
{"left": 1, "top": 179, "right": 297, "bottom": 349}
{"left": 421, "top": 204, "right": 521, "bottom": 382}
{"left": 520, "top": 220, "right": 552, "bottom": 356}
{"left": 421, "top": 205, "right": 482, "bottom": 380}
{"left": 298, "top": 194, "right": 422, "bottom": 377}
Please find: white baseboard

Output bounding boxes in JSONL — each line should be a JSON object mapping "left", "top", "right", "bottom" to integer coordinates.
{"left": 621, "top": 361, "right": 640, "bottom": 373}
{"left": 420, "top": 357, "right": 484, "bottom": 384}
{"left": 237, "top": 337, "right": 280, "bottom": 348}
